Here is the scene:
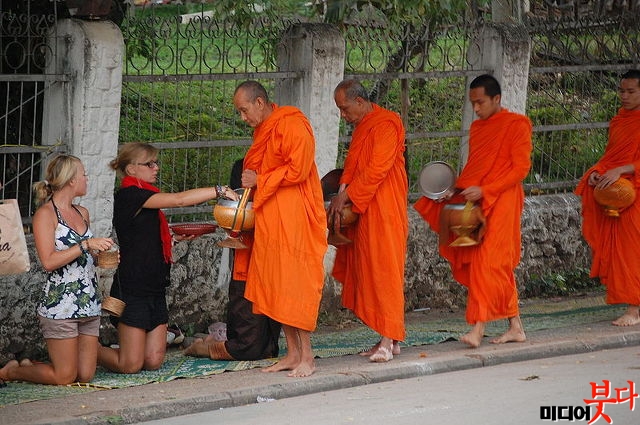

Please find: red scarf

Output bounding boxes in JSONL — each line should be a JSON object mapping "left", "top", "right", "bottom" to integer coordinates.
{"left": 121, "top": 176, "right": 173, "bottom": 264}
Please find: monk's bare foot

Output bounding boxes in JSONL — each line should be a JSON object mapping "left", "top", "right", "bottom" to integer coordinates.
{"left": 19, "top": 358, "right": 33, "bottom": 367}
{"left": 359, "top": 340, "right": 401, "bottom": 356}
{"left": 0, "top": 360, "right": 19, "bottom": 381}
{"left": 262, "top": 355, "right": 299, "bottom": 373}
{"left": 490, "top": 328, "right": 527, "bottom": 344}
{"left": 460, "top": 323, "right": 485, "bottom": 348}
{"left": 491, "top": 316, "right": 527, "bottom": 344}
{"left": 460, "top": 332, "right": 482, "bottom": 348}
{"left": 183, "top": 338, "right": 210, "bottom": 357}
{"left": 612, "top": 307, "right": 640, "bottom": 326}
{"left": 288, "top": 359, "right": 316, "bottom": 377}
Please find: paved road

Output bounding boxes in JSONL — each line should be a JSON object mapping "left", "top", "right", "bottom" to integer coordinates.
{"left": 138, "top": 346, "right": 639, "bottom": 425}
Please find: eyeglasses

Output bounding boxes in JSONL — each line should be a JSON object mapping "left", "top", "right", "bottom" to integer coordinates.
{"left": 135, "top": 160, "right": 159, "bottom": 168}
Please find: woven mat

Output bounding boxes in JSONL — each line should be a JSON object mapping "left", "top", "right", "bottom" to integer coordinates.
{"left": 0, "top": 301, "right": 624, "bottom": 407}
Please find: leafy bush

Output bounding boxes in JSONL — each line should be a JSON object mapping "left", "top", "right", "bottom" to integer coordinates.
{"left": 522, "top": 268, "right": 603, "bottom": 298}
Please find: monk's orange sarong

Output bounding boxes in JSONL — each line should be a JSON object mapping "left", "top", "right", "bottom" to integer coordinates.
{"left": 575, "top": 107, "right": 640, "bottom": 306}
{"left": 243, "top": 105, "right": 328, "bottom": 332}
{"left": 332, "top": 104, "right": 408, "bottom": 342}
{"left": 414, "top": 109, "right": 532, "bottom": 325}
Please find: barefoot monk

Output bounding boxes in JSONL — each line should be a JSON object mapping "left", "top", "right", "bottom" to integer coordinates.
{"left": 575, "top": 69, "right": 640, "bottom": 327}
{"left": 414, "top": 74, "right": 531, "bottom": 348}
{"left": 329, "top": 79, "right": 408, "bottom": 362}
{"left": 233, "top": 81, "right": 327, "bottom": 377}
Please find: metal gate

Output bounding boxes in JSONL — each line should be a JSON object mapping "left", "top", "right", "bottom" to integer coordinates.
{"left": 0, "top": 8, "right": 69, "bottom": 224}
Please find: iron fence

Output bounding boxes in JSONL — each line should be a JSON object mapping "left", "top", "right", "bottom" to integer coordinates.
{"left": 527, "top": 13, "right": 640, "bottom": 193}
{"left": 0, "top": 6, "right": 68, "bottom": 221}
{"left": 341, "top": 18, "right": 486, "bottom": 195}
{"left": 4, "top": 4, "right": 640, "bottom": 222}
{"left": 119, "top": 8, "right": 300, "bottom": 220}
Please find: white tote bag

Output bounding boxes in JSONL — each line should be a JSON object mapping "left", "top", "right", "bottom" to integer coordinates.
{"left": 0, "top": 199, "right": 31, "bottom": 275}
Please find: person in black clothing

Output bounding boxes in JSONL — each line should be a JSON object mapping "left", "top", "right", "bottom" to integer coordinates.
{"left": 184, "top": 158, "right": 281, "bottom": 360}
{"left": 98, "top": 142, "right": 237, "bottom": 374}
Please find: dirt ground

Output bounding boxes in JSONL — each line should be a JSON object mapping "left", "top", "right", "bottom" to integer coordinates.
{"left": 313, "top": 290, "right": 607, "bottom": 335}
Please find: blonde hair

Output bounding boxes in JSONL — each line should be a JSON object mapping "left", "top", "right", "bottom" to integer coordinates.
{"left": 109, "top": 142, "right": 159, "bottom": 176}
{"left": 33, "top": 154, "right": 82, "bottom": 207}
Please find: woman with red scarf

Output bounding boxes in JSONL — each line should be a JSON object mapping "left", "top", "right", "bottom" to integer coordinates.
{"left": 98, "top": 142, "right": 237, "bottom": 374}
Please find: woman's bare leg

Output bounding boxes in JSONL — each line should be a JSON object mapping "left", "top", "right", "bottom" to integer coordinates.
{"left": 0, "top": 338, "right": 81, "bottom": 385}
{"left": 98, "top": 323, "right": 147, "bottom": 374}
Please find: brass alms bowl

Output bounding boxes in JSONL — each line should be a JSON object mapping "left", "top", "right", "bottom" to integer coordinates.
{"left": 213, "top": 189, "right": 254, "bottom": 232}
{"left": 441, "top": 202, "right": 482, "bottom": 247}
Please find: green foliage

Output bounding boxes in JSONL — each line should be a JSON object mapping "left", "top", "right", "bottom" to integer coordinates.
{"left": 523, "top": 268, "right": 603, "bottom": 298}
{"left": 524, "top": 71, "right": 618, "bottom": 184}
{"left": 101, "top": 416, "right": 124, "bottom": 425}
{"left": 322, "top": 0, "right": 485, "bottom": 27}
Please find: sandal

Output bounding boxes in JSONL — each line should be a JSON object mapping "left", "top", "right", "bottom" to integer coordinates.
{"left": 369, "top": 346, "right": 393, "bottom": 363}
{"left": 360, "top": 340, "right": 401, "bottom": 357}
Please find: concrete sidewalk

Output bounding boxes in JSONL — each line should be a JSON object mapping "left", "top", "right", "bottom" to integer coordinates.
{"left": 2, "top": 308, "right": 639, "bottom": 425}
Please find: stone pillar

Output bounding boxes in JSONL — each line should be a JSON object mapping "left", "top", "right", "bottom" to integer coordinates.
{"left": 461, "top": 23, "right": 531, "bottom": 165}
{"left": 43, "top": 19, "right": 123, "bottom": 237}
{"left": 276, "top": 23, "right": 345, "bottom": 178}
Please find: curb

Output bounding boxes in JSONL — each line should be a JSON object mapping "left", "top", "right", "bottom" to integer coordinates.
{"left": 50, "top": 329, "right": 640, "bottom": 425}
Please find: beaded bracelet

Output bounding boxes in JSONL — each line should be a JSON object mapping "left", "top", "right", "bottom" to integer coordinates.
{"left": 215, "top": 185, "right": 226, "bottom": 198}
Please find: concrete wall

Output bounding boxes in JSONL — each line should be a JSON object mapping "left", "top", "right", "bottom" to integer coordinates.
{"left": 276, "top": 23, "right": 345, "bottom": 178}
{"left": 42, "top": 19, "right": 123, "bottom": 237}
{"left": 0, "top": 193, "right": 591, "bottom": 362}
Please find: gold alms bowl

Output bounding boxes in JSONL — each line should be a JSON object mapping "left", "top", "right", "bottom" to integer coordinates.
{"left": 213, "top": 189, "right": 254, "bottom": 232}
{"left": 441, "top": 202, "right": 483, "bottom": 247}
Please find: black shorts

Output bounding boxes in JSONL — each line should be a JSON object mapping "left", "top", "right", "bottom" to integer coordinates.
{"left": 109, "top": 293, "right": 168, "bottom": 331}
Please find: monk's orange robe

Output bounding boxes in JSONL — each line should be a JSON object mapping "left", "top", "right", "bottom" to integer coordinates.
{"left": 242, "top": 104, "right": 328, "bottom": 332}
{"left": 575, "top": 108, "right": 640, "bottom": 306}
{"left": 332, "top": 104, "right": 408, "bottom": 342}
{"left": 232, "top": 232, "right": 253, "bottom": 282}
{"left": 414, "top": 109, "right": 532, "bottom": 325}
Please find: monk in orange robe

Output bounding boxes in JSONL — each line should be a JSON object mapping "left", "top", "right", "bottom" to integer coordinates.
{"left": 233, "top": 81, "right": 328, "bottom": 377}
{"left": 414, "top": 74, "right": 531, "bottom": 348}
{"left": 575, "top": 69, "right": 640, "bottom": 327}
{"left": 329, "top": 79, "right": 408, "bottom": 362}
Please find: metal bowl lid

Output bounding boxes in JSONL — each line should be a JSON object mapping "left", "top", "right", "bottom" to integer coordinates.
{"left": 418, "top": 161, "right": 456, "bottom": 200}
{"left": 321, "top": 168, "right": 343, "bottom": 201}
